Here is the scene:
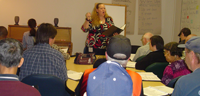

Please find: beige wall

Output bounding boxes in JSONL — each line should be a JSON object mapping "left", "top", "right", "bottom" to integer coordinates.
{"left": 174, "top": 0, "right": 182, "bottom": 42}
{"left": 0, "top": 0, "right": 180, "bottom": 54}
{"left": 127, "top": 0, "right": 177, "bottom": 46}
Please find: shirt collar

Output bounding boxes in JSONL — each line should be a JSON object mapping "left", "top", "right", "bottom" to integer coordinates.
{"left": 145, "top": 42, "right": 150, "bottom": 45}
{"left": 0, "top": 74, "right": 19, "bottom": 81}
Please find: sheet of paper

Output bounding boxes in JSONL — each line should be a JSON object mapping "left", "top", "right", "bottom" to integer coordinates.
{"left": 137, "top": 72, "right": 160, "bottom": 81}
{"left": 130, "top": 54, "right": 135, "bottom": 61}
{"left": 153, "top": 86, "right": 174, "bottom": 94}
{"left": 144, "top": 86, "right": 168, "bottom": 96}
{"left": 144, "top": 86, "right": 173, "bottom": 96}
{"left": 126, "top": 61, "right": 136, "bottom": 68}
{"left": 67, "top": 70, "right": 83, "bottom": 81}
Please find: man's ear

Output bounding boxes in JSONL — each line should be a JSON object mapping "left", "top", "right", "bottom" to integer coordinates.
{"left": 18, "top": 58, "right": 24, "bottom": 68}
{"left": 190, "top": 51, "right": 198, "bottom": 65}
{"left": 49, "top": 38, "right": 55, "bottom": 46}
{"left": 49, "top": 38, "right": 51, "bottom": 45}
{"left": 153, "top": 45, "right": 157, "bottom": 51}
{"left": 144, "top": 38, "right": 147, "bottom": 43}
{"left": 181, "top": 32, "right": 184, "bottom": 36}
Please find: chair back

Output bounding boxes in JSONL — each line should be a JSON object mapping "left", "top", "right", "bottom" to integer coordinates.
{"left": 93, "top": 58, "right": 107, "bottom": 68}
{"left": 131, "top": 45, "right": 141, "bottom": 54}
{"left": 167, "top": 76, "right": 182, "bottom": 88}
{"left": 135, "top": 55, "right": 146, "bottom": 62}
{"left": 145, "top": 62, "right": 169, "bottom": 79}
{"left": 21, "top": 74, "right": 70, "bottom": 96}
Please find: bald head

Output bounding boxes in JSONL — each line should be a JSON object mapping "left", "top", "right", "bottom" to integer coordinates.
{"left": 185, "top": 34, "right": 197, "bottom": 43}
{"left": 142, "top": 32, "right": 153, "bottom": 45}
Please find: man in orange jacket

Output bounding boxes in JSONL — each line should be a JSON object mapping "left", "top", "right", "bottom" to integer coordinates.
{"left": 75, "top": 35, "right": 143, "bottom": 96}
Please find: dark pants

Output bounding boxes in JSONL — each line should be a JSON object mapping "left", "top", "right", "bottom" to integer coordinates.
{"left": 84, "top": 46, "right": 106, "bottom": 55}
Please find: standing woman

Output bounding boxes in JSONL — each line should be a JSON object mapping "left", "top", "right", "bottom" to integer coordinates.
{"left": 81, "top": 3, "right": 114, "bottom": 55}
{"left": 22, "top": 18, "right": 37, "bottom": 50}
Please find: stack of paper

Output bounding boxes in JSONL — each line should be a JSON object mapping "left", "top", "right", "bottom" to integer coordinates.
{"left": 67, "top": 70, "right": 83, "bottom": 81}
{"left": 137, "top": 72, "right": 160, "bottom": 81}
{"left": 144, "top": 86, "right": 174, "bottom": 96}
{"left": 126, "top": 61, "right": 136, "bottom": 68}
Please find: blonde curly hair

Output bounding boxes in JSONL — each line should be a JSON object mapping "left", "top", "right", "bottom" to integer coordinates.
{"left": 91, "top": 3, "right": 112, "bottom": 27}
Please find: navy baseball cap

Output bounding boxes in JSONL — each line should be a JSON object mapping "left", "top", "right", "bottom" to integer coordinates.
{"left": 107, "top": 35, "right": 131, "bottom": 60}
{"left": 86, "top": 61, "right": 133, "bottom": 96}
{"left": 178, "top": 36, "right": 200, "bottom": 53}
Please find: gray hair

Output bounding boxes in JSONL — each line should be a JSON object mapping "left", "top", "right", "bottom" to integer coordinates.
{"left": 195, "top": 53, "right": 200, "bottom": 64}
{"left": 107, "top": 54, "right": 129, "bottom": 67}
{"left": 0, "top": 38, "right": 23, "bottom": 67}
{"left": 187, "top": 49, "right": 200, "bottom": 64}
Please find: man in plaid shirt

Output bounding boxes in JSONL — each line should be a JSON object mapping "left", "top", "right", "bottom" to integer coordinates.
{"left": 19, "top": 23, "right": 68, "bottom": 82}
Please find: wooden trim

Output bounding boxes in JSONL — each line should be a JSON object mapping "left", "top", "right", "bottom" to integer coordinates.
{"left": 8, "top": 25, "right": 29, "bottom": 27}
{"left": 55, "top": 27, "right": 71, "bottom": 29}
{"left": 8, "top": 25, "right": 73, "bottom": 55}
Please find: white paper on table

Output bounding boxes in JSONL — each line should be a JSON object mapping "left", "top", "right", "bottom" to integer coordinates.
{"left": 137, "top": 72, "right": 161, "bottom": 81}
{"left": 67, "top": 70, "right": 83, "bottom": 81}
{"left": 126, "top": 61, "right": 136, "bottom": 68}
{"left": 144, "top": 86, "right": 173, "bottom": 96}
{"left": 130, "top": 54, "right": 135, "bottom": 61}
{"left": 153, "top": 86, "right": 174, "bottom": 94}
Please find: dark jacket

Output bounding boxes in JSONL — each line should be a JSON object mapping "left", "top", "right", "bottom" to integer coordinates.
{"left": 135, "top": 50, "right": 168, "bottom": 70}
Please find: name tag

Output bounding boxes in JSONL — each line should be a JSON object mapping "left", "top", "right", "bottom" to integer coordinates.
{"left": 88, "top": 47, "right": 93, "bottom": 52}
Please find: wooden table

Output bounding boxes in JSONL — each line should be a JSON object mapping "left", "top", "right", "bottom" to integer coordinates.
{"left": 66, "top": 56, "right": 164, "bottom": 91}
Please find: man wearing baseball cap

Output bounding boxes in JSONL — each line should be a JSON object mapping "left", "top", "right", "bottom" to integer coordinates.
{"left": 178, "top": 28, "right": 191, "bottom": 44}
{"left": 172, "top": 36, "right": 200, "bottom": 96}
{"left": 75, "top": 35, "right": 143, "bottom": 96}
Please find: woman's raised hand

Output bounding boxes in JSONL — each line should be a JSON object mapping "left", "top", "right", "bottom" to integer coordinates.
{"left": 85, "top": 12, "right": 91, "bottom": 21}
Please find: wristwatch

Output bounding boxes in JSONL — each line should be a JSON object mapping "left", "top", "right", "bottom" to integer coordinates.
{"left": 86, "top": 18, "right": 90, "bottom": 21}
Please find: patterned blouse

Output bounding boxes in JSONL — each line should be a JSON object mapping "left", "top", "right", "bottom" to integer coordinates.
{"left": 161, "top": 59, "right": 191, "bottom": 85}
{"left": 81, "top": 18, "right": 114, "bottom": 49}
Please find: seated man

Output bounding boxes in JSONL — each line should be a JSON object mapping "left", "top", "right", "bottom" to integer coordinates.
{"left": 178, "top": 34, "right": 197, "bottom": 59}
{"left": 133, "top": 32, "right": 153, "bottom": 61}
{"left": 0, "top": 38, "right": 40, "bottom": 96}
{"left": 19, "top": 23, "right": 68, "bottom": 82}
{"left": 135, "top": 35, "right": 168, "bottom": 70}
{"left": 87, "top": 61, "right": 133, "bottom": 96}
{"left": 178, "top": 28, "right": 191, "bottom": 44}
{"left": 75, "top": 35, "right": 143, "bottom": 96}
{"left": 172, "top": 36, "right": 200, "bottom": 96}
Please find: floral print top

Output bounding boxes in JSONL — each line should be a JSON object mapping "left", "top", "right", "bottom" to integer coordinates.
{"left": 81, "top": 18, "right": 114, "bottom": 49}
{"left": 161, "top": 59, "right": 191, "bottom": 85}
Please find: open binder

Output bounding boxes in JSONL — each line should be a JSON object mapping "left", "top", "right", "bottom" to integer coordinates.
{"left": 102, "top": 24, "right": 126, "bottom": 37}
